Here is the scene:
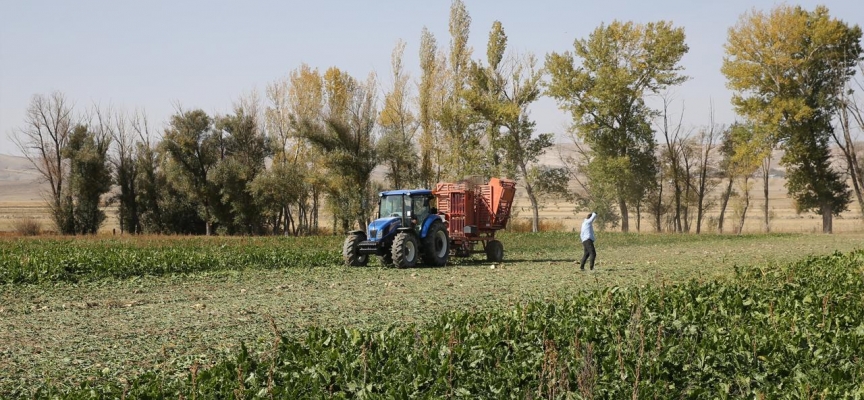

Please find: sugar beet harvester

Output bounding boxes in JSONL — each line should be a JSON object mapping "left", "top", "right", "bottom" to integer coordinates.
{"left": 342, "top": 178, "right": 517, "bottom": 268}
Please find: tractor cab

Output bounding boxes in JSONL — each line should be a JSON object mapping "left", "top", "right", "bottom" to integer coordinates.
{"left": 369, "top": 190, "right": 435, "bottom": 241}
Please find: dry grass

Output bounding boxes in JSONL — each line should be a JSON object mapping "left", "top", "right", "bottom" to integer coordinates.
{"left": 507, "top": 218, "right": 568, "bottom": 232}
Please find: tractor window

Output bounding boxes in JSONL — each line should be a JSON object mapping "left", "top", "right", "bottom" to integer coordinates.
{"left": 379, "top": 195, "right": 405, "bottom": 218}
{"left": 412, "top": 196, "right": 431, "bottom": 222}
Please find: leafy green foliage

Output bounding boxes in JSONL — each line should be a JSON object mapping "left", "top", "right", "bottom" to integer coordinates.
{"left": 160, "top": 109, "right": 219, "bottom": 234}
{"left": 0, "top": 237, "right": 341, "bottom": 284}
{"left": 25, "top": 249, "right": 864, "bottom": 398}
{"left": 301, "top": 67, "right": 379, "bottom": 232}
{"left": 722, "top": 5, "right": 863, "bottom": 231}
{"left": 63, "top": 124, "right": 113, "bottom": 234}
{"left": 464, "top": 20, "right": 553, "bottom": 232}
{"left": 546, "top": 20, "right": 689, "bottom": 232}
{"left": 378, "top": 40, "right": 420, "bottom": 190}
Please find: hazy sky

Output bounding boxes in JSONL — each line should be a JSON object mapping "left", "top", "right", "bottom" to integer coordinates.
{"left": 1, "top": 0, "right": 862, "bottom": 156}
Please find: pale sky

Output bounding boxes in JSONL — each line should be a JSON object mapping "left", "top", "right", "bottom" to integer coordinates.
{"left": 1, "top": 0, "right": 862, "bottom": 156}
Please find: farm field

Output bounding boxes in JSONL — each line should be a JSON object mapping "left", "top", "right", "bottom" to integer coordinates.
{"left": 1, "top": 232, "right": 864, "bottom": 397}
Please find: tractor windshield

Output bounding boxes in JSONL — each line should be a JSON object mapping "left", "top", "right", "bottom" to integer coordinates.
{"left": 379, "top": 195, "right": 409, "bottom": 218}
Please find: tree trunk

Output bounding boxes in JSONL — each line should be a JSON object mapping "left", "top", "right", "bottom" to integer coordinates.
{"left": 519, "top": 163, "right": 541, "bottom": 233}
{"left": 737, "top": 177, "right": 750, "bottom": 235}
{"left": 762, "top": 156, "right": 771, "bottom": 233}
{"left": 836, "top": 104, "right": 864, "bottom": 216}
{"left": 655, "top": 183, "right": 663, "bottom": 233}
{"left": 717, "top": 177, "right": 734, "bottom": 234}
{"left": 313, "top": 190, "right": 321, "bottom": 235}
{"left": 736, "top": 199, "right": 748, "bottom": 235}
{"left": 635, "top": 200, "right": 641, "bottom": 232}
{"left": 527, "top": 185, "right": 540, "bottom": 233}
{"left": 673, "top": 180, "right": 682, "bottom": 233}
{"left": 822, "top": 202, "right": 833, "bottom": 234}
{"left": 695, "top": 204, "right": 703, "bottom": 234}
{"left": 619, "top": 197, "right": 629, "bottom": 233}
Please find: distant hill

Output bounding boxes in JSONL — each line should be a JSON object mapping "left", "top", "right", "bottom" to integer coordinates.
{"left": 0, "top": 154, "right": 44, "bottom": 202}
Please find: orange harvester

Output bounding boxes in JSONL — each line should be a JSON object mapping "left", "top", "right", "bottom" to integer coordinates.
{"left": 433, "top": 177, "right": 516, "bottom": 256}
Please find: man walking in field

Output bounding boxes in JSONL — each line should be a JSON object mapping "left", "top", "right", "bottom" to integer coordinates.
{"left": 579, "top": 212, "right": 597, "bottom": 271}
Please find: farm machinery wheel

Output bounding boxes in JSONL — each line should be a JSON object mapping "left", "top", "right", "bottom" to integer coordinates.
{"left": 485, "top": 240, "right": 504, "bottom": 262}
{"left": 421, "top": 221, "right": 450, "bottom": 266}
{"left": 342, "top": 233, "right": 369, "bottom": 267}
{"left": 392, "top": 232, "right": 419, "bottom": 268}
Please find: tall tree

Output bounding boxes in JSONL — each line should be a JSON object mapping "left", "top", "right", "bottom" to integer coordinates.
{"left": 160, "top": 109, "right": 219, "bottom": 235}
{"left": 378, "top": 40, "right": 420, "bottom": 189}
{"left": 211, "top": 99, "right": 270, "bottom": 234}
{"left": 721, "top": 123, "right": 770, "bottom": 234}
{"left": 465, "top": 21, "right": 553, "bottom": 232}
{"left": 437, "top": 0, "right": 484, "bottom": 181}
{"left": 131, "top": 112, "right": 167, "bottom": 233}
{"left": 12, "top": 92, "right": 75, "bottom": 232}
{"left": 833, "top": 61, "right": 864, "bottom": 217}
{"left": 722, "top": 5, "right": 862, "bottom": 233}
{"left": 693, "top": 105, "right": 722, "bottom": 234}
{"left": 417, "top": 27, "right": 443, "bottom": 188}
{"left": 265, "top": 64, "right": 325, "bottom": 235}
{"left": 546, "top": 21, "right": 689, "bottom": 232}
{"left": 109, "top": 110, "right": 141, "bottom": 234}
{"left": 301, "top": 68, "right": 379, "bottom": 232}
{"left": 63, "top": 121, "right": 112, "bottom": 234}
{"left": 656, "top": 95, "right": 688, "bottom": 232}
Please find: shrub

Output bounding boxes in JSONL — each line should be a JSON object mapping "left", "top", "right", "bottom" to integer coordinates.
{"left": 12, "top": 217, "right": 41, "bottom": 236}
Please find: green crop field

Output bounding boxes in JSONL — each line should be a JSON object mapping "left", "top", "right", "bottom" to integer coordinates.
{"left": 1, "top": 232, "right": 863, "bottom": 398}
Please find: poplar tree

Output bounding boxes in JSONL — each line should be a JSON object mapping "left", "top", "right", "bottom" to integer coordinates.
{"left": 722, "top": 5, "right": 862, "bottom": 233}
{"left": 547, "top": 21, "right": 689, "bottom": 232}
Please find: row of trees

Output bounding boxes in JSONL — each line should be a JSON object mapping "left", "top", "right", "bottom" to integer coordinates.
{"left": 547, "top": 4, "right": 863, "bottom": 234}
{"left": 13, "top": 2, "right": 864, "bottom": 235}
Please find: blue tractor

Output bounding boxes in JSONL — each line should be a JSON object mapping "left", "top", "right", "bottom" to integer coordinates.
{"left": 342, "top": 189, "right": 450, "bottom": 268}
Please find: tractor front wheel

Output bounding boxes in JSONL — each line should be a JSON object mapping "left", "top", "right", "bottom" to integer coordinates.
{"left": 342, "top": 233, "right": 369, "bottom": 267}
{"left": 392, "top": 232, "right": 419, "bottom": 268}
{"left": 485, "top": 240, "right": 504, "bottom": 262}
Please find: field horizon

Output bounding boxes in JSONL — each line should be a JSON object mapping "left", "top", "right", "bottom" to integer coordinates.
{"left": 2, "top": 149, "right": 862, "bottom": 235}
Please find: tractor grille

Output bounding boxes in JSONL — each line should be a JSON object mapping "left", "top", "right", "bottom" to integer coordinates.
{"left": 358, "top": 241, "right": 380, "bottom": 254}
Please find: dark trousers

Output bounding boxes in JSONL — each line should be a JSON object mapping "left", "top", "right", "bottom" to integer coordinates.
{"left": 580, "top": 239, "right": 596, "bottom": 270}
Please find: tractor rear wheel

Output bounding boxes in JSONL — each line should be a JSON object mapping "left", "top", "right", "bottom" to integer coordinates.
{"left": 422, "top": 221, "right": 450, "bottom": 266}
{"left": 392, "top": 232, "right": 419, "bottom": 268}
{"left": 342, "top": 233, "right": 369, "bottom": 267}
{"left": 485, "top": 240, "right": 504, "bottom": 262}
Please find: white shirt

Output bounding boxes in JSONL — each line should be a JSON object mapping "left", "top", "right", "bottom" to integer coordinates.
{"left": 580, "top": 212, "right": 597, "bottom": 243}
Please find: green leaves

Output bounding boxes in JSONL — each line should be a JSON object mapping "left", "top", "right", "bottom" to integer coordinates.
{"left": 21, "top": 247, "right": 864, "bottom": 398}
{"left": 546, "top": 20, "right": 688, "bottom": 231}
{"left": 722, "top": 5, "right": 863, "bottom": 231}
{"left": 0, "top": 237, "right": 342, "bottom": 284}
